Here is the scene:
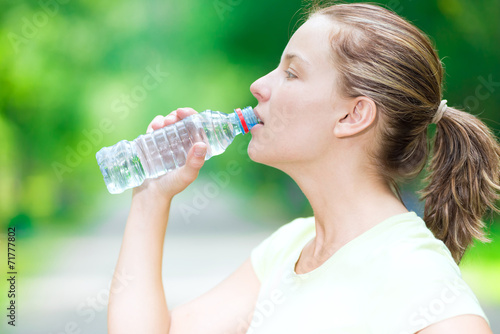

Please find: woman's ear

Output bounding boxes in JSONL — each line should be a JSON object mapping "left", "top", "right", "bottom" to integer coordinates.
{"left": 334, "top": 97, "right": 377, "bottom": 138}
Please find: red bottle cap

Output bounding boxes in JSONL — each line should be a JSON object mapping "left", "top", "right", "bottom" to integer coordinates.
{"left": 235, "top": 108, "right": 249, "bottom": 133}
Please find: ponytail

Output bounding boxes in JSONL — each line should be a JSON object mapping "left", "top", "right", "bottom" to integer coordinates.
{"left": 420, "top": 107, "right": 500, "bottom": 263}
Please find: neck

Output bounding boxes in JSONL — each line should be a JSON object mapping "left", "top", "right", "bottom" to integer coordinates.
{"left": 282, "top": 152, "right": 408, "bottom": 258}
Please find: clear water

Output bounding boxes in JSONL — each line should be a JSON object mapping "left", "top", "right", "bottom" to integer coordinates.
{"left": 96, "top": 107, "right": 258, "bottom": 194}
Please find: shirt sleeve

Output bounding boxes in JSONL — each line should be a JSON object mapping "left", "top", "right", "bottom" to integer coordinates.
{"left": 395, "top": 277, "right": 488, "bottom": 333}
{"left": 250, "top": 230, "right": 274, "bottom": 283}
{"left": 369, "top": 242, "right": 489, "bottom": 333}
{"left": 250, "top": 217, "right": 314, "bottom": 283}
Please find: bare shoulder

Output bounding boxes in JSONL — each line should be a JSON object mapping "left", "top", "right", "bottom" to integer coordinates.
{"left": 416, "top": 314, "right": 492, "bottom": 334}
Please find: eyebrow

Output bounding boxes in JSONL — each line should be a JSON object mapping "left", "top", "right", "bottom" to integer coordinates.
{"left": 283, "top": 53, "right": 310, "bottom": 66}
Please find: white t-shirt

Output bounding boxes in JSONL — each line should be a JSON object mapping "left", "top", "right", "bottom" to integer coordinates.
{"left": 248, "top": 212, "right": 488, "bottom": 334}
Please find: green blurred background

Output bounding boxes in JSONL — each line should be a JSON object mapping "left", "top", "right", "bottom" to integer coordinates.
{"left": 1, "top": 0, "right": 499, "bottom": 332}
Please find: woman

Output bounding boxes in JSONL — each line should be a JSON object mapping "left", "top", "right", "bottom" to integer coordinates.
{"left": 108, "top": 3, "right": 498, "bottom": 333}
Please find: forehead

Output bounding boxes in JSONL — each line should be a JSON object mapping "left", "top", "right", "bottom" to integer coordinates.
{"left": 282, "top": 15, "right": 335, "bottom": 66}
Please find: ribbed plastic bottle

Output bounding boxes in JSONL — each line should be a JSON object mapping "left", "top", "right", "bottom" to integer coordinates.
{"left": 96, "top": 106, "right": 260, "bottom": 194}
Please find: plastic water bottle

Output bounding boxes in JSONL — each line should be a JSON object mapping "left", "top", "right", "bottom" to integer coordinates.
{"left": 96, "top": 106, "right": 260, "bottom": 194}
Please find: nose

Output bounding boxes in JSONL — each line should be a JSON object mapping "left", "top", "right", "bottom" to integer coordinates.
{"left": 250, "top": 71, "right": 272, "bottom": 103}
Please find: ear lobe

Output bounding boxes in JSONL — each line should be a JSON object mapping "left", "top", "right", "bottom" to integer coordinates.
{"left": 334, "top": 98, "right": 377, "bottom": 138}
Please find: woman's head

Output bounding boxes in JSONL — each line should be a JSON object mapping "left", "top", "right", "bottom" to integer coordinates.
{"left": 249, "top": 14, "right": 378, "bottom": 170}
{"left": 250, "top": 3, "right": 445, "bottom": 176}
{"left": 250, "top": 2, "right": 500, "bottom": 263}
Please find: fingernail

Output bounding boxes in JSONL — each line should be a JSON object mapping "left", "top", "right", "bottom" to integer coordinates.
{"left": 194, "top": 145, "right": 206, "bottom": 157}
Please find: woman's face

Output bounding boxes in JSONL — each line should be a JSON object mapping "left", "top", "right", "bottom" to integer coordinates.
{"left": 248, "top": 15, "right": 350, "bottom": 170}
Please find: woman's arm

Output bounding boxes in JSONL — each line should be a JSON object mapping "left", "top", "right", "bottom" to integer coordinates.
{"left": 107, "top": 108, "right": 261, "bottom": 333}
{"left": 108, "top": 187, "right": 261, "bottom": 334}
{"left": 107, "top": 188, "right": 174, "bottom": 333}
{"left": 416, "top": 314, "right": 492, "bottom": 334}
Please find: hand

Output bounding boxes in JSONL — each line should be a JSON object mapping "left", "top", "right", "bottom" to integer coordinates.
{"left": 133, "top": 107, "right": 208, "bottom": 200}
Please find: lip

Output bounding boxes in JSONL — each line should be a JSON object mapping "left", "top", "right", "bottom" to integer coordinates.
{"left": 253, "top": 107, "right": 264, "bottom": 125}
{"left": 250, "top": 123, "right": 263, "bottom": 134}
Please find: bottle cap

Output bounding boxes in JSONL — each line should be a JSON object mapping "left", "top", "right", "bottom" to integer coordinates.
{"left": 235, "top": 106, "right": 259, "bottom": 134}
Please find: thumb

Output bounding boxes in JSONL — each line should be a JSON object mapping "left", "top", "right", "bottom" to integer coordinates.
{"left": 177, "top": 142, "right": 207, "bottom": 184}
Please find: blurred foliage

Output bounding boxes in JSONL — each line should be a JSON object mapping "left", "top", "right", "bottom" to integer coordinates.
{"left": 1, "top": 0, "right": 499, "bottom": 240}
{"left": 461, "top": 222, "right": 500, "bottom": 304}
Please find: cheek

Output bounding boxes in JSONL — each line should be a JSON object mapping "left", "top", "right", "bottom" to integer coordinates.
{"left": 248, "top": 122, "right": 330, "bottom": 164}
{"left": 248, "top": 89, "right": 334, "bottom": 162}
{"left": 249, "top": 106, "right": 299, "bottom": 150}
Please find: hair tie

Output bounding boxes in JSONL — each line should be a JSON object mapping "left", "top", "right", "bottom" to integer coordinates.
{"left": 432, "top": 100, "right": 447, "bottom": 124}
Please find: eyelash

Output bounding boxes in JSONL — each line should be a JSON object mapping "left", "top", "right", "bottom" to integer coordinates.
{"left": 284, "top": 70, "right": 297, "bottom": 79}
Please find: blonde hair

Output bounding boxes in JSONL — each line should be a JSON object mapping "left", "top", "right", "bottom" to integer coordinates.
{"left": 308, "top": 2, "right": 500, "bottom": 263}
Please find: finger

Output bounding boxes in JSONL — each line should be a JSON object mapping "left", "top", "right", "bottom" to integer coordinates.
{"left": 176, "top": 107, "right": 198, "bottom": 120}
{"left": 176, "top": 142, "right": 207, "bottom": 185}
{"left": 147, "top": 115, "right": 167, "bottom": 133}
{"left": 161, "top": 108, "right": 198, "bottom": 127}
{"left": 146, "top": 108, "right": 199, "bottom": 133}
{"left": 162, "top": 110, "right": 178, "bottom": 127}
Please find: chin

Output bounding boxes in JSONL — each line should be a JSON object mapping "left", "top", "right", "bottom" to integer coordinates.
{"left": 247, "top": 142, "right": 264, "bottom": 163}
{"left": 247, "top": 141, "right": 284, "bottom": 169}
{"left": 248, "top": 140, "right": 272, "bottom": 164}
